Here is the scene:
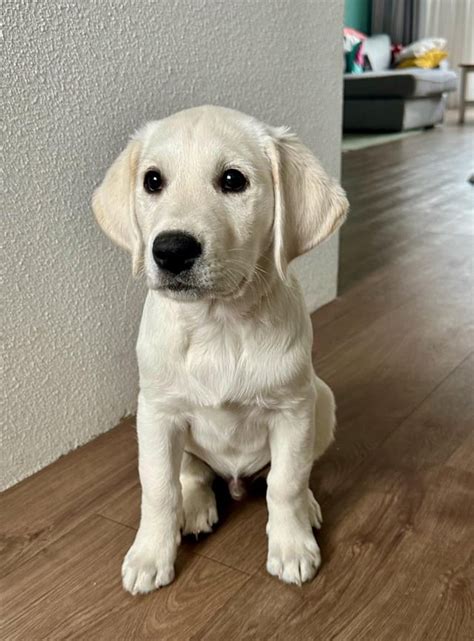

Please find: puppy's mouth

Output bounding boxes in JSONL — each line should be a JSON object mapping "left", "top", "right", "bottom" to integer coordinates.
{"left": 163, "top": 283, "right": 196, "bottom": 292}
{"left": 156, "top": 273, "right": 249, "bottom": 300}
{"left": 155, "top": 282, "right": 207, "bottom": 300}
{"left": 147, "top": 259, "right": 251, "bottom": 301}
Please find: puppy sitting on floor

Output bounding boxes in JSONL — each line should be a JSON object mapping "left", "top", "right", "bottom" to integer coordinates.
{"left": 93, "top": 105, "right": 348, "bottom": 594}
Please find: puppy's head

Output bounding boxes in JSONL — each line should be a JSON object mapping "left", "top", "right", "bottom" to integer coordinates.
{"left": 93, "top": 105, "right": 348, "bottom": 301}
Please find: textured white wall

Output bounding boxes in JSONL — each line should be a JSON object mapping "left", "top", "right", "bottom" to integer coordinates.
{"left": 2, "top": 0, "right": 344, "bottom": 490}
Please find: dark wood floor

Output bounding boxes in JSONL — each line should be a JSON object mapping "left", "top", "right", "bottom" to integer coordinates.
{"left": 2, "top": 116, "right": 473, "bottom": 640}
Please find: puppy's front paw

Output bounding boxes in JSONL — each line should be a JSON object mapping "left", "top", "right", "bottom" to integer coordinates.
{"left": 182, "top": 482, "right": 218, "bottom": 537}
{"left": 266, "top": 525, "right": 321, "bottom": 586}
{"left": 122, "top": 532, "right": 178, "bottom": 595}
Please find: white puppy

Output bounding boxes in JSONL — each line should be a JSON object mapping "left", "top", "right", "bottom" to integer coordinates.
{"left": 93, "top": 105, "right": 348, "bottom": 594}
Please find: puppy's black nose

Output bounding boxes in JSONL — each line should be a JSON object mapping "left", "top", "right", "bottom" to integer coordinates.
{"left": 152, "top": 231, "right": 202, "bottom": 275}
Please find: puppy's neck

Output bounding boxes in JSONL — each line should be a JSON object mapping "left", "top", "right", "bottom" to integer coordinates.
{"left": 209, "top": 272, "right": 279, "bottom": 323}
{"left": 217, "top": 252, "right": 280, "bottom": 315}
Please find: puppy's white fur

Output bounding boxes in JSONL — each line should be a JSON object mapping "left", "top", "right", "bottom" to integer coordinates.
{"left": 93, "top": 106, "right": 348, "bottom": 594}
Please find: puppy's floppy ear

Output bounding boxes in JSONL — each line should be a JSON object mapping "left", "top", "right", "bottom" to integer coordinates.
{"left": 267, "top": 128, "right": 349, "bottom": 279}
{"left": 92, "top": 139, "right": 143, "bottom": 276}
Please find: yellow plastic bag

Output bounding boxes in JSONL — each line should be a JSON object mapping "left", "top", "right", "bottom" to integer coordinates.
{"left": 397, "top": 50, "right": 448, "bottom": 69}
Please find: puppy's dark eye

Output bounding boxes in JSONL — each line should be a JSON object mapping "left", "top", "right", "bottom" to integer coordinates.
{"left": 144, "top": 170, "right": 164, "bottom": 193}
{"left": 220, "top": 168, "right": 248, "bottom": 193}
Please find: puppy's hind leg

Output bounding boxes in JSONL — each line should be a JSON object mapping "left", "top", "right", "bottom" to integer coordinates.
{"left": 308, "top": 376, "right": 337, "bottom": 530}
{"left": 181, "top": 452, "right": 218, "bottom": 537}
{"left": 313, "top": 375, "right": 336, "bottom": 461}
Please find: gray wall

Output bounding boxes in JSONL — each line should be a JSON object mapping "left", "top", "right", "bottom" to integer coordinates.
{"left": 2, "top": 0, "right": 345, "bottom": 490}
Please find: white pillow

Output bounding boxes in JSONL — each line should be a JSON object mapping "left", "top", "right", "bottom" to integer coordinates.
{"left": 396, "top": 38, "right": 447, "bottom": 63}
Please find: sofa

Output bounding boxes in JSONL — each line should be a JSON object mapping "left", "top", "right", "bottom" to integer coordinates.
{"left": 344, "top": 34, "right": 457, "bottom": 132}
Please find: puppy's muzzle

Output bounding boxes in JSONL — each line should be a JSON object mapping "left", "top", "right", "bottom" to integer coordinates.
{"left": 152, "top": 231, "right": 202, "bottom": 275}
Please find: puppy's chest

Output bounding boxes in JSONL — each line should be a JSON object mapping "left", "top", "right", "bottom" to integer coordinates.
{"left": 139, "top": 310, "right": 304, "bottom": 408}
{"left": 179, "top": 329, "right": 274, "bottom": 476}
{"left": 177, "top": 324, "right": 270, "bottom": 406}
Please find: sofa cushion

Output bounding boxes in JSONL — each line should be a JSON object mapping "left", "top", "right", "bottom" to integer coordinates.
{"left": 344, "top": 96, "right": 447, "bottom": 132}
{"left": 344, "top": 68, "right": 457, "bottom": 98}
{"left": 364, "top": 34, "right": 392, "bottom": 72}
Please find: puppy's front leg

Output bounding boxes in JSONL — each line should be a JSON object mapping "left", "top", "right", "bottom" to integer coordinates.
{"left": 122, "top": 393, "right": 184, "bottom": 595}
{"left": 266, "top": 393, "right": 321, "bottom": 585}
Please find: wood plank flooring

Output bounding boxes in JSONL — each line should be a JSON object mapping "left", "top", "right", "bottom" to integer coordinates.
{"left": 2, "top": 116, "right": 473, "bottom": 640}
